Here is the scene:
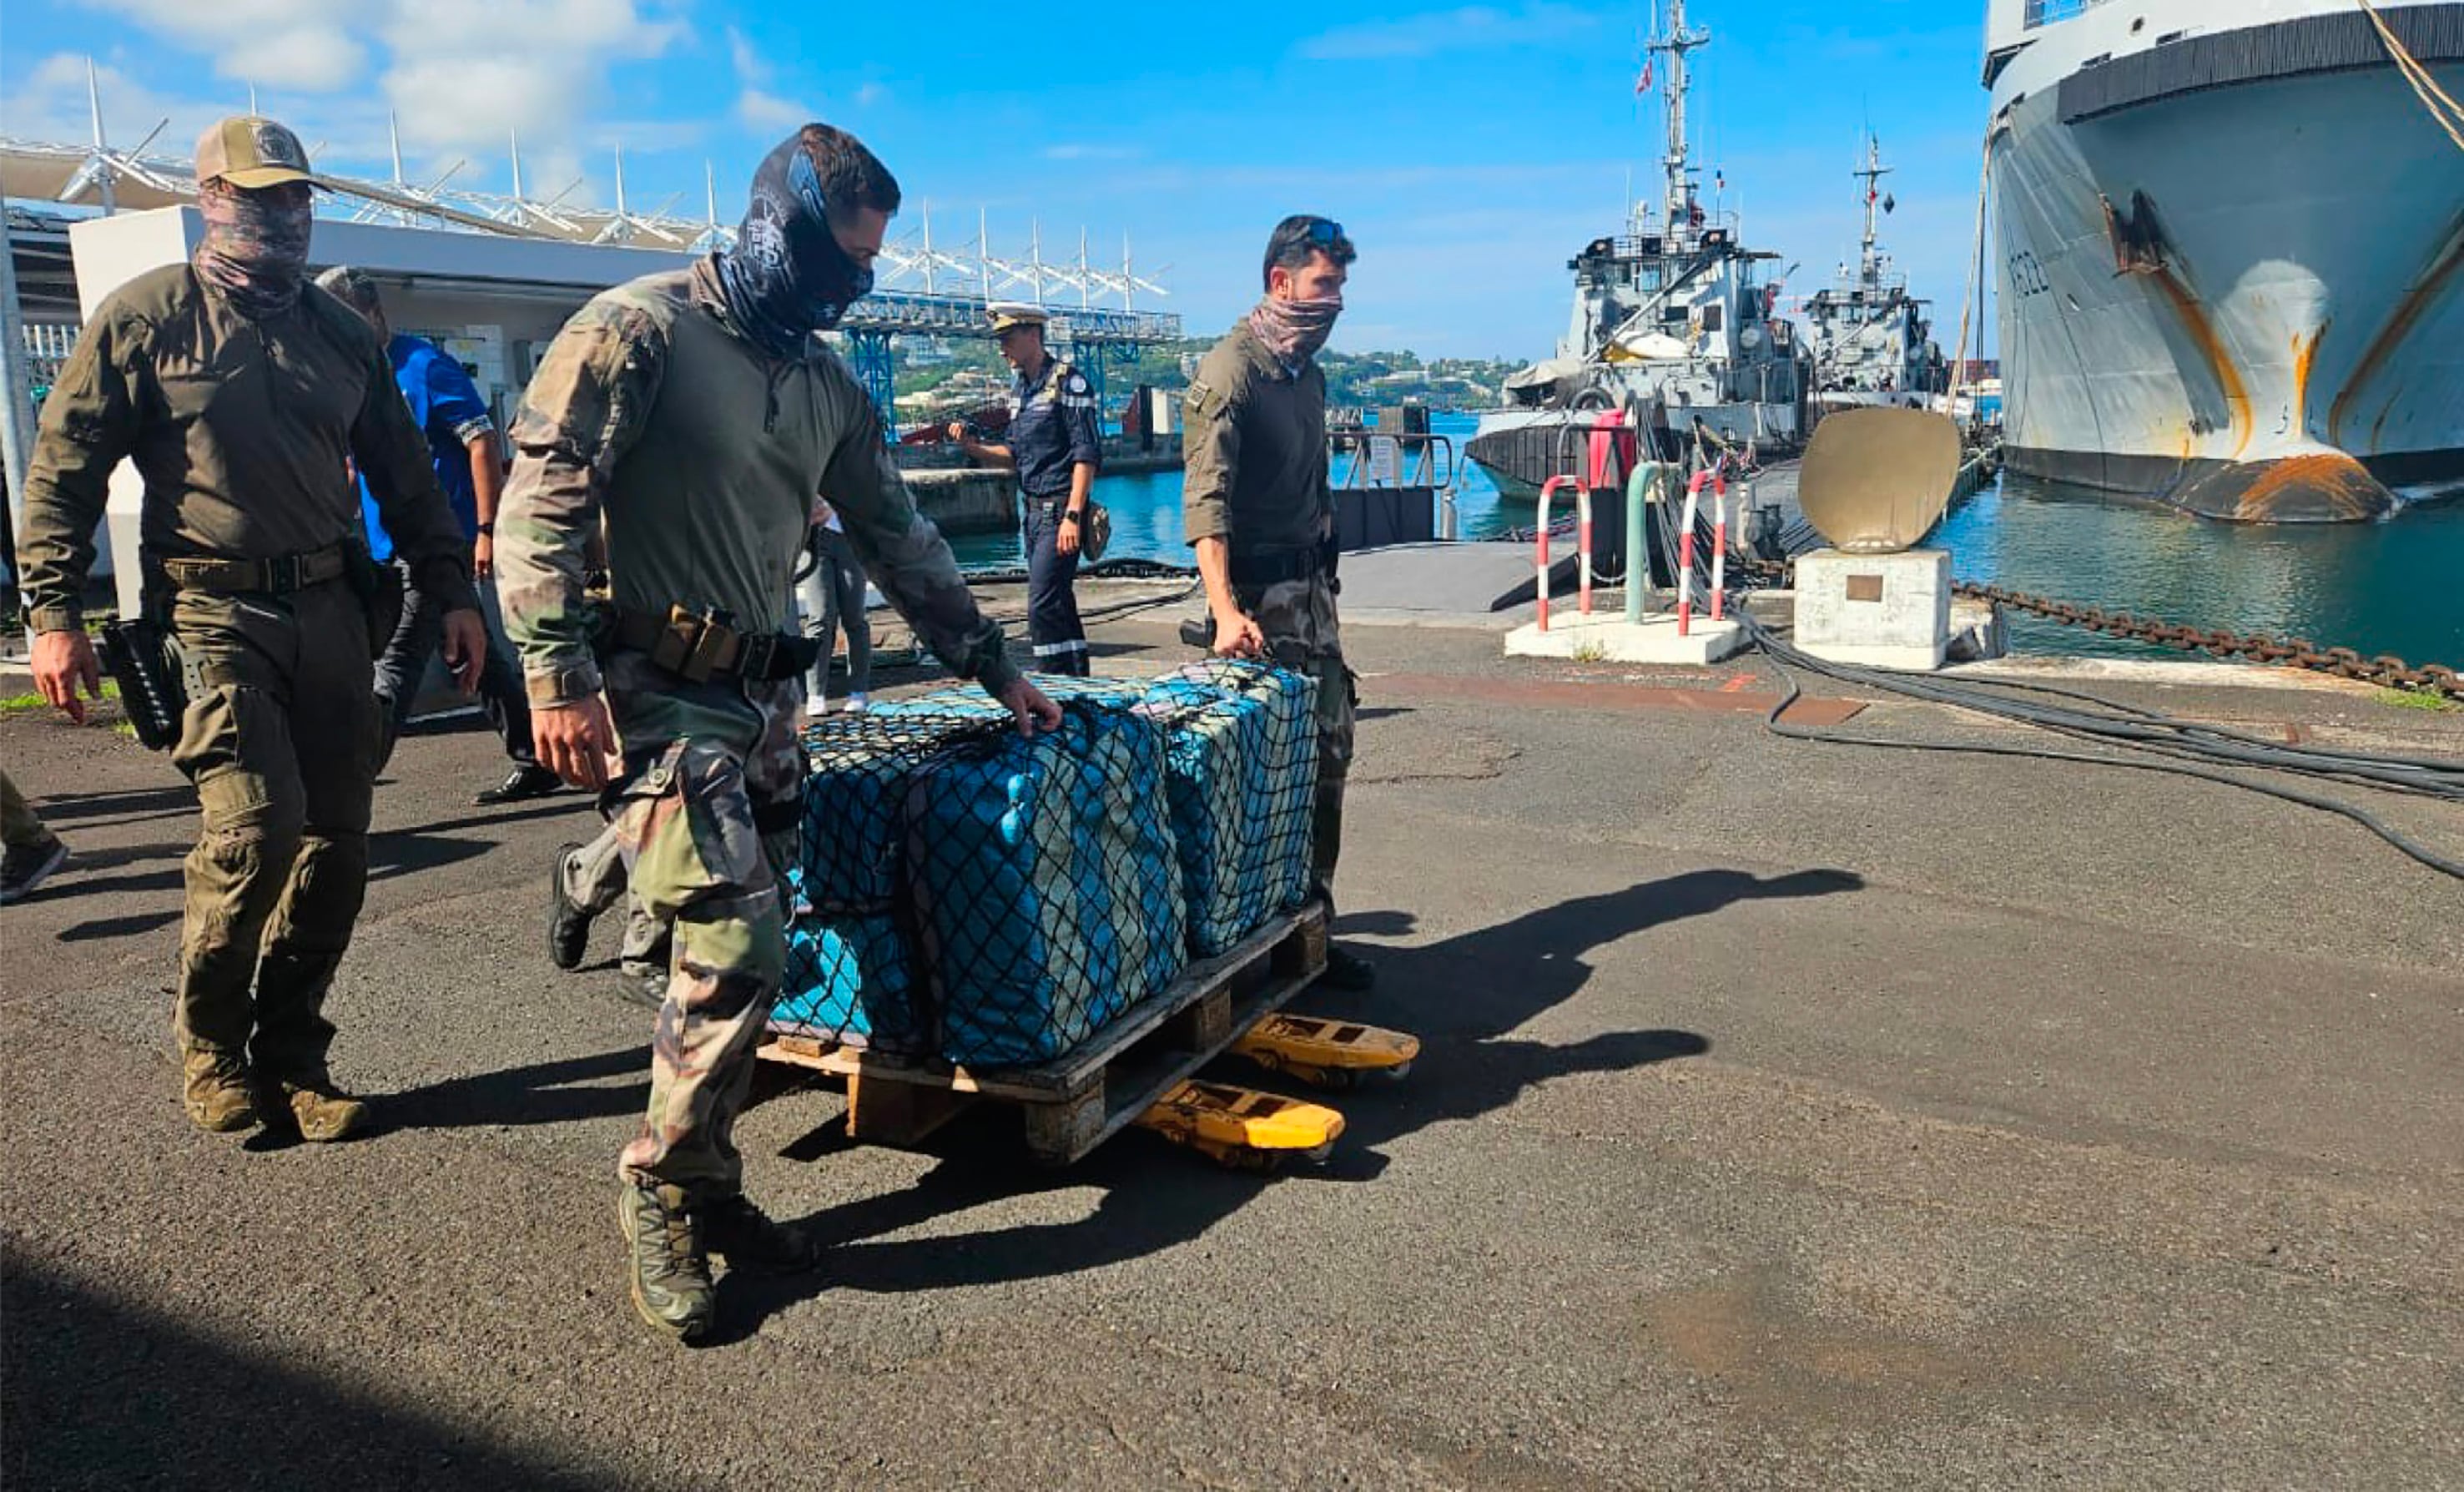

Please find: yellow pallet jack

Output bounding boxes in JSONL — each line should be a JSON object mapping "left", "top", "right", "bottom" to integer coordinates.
{"left": 1232, "top": 1014, "right": 1420, "bottom": 1091}
{"left": 1133, "top": 1080, "right": 1346, "bottom": 1172}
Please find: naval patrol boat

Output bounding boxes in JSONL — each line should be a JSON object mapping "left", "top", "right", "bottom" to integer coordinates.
{"left": 1468, "top": 0, "right": 1809, "bottom": 500}
{"left": 1984, "top": 0, "right": 2463, "bottom": 521}
{"left": 1801, "top": 136, "right": 1948, "bottom": 414}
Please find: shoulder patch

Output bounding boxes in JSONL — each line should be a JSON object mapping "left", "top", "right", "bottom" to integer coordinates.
{"left": 1184, "top": 379, "right": 1226, "bottom": 421}
{"left": 1065, "top": 371, "right": 1090, "bottom": 396}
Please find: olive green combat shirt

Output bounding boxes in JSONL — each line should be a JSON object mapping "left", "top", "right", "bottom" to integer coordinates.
{"left": 496, "top": 258, "right": 1018, "bottom": 711}
{"left": 16, "top": 265, "right": 478, "bottom": 631}
{"left": 1181, "top": 320, "right": 1333, "bottom": 554}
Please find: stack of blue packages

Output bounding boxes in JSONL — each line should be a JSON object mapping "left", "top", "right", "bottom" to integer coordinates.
{"left": 1131, "top": 661, "right": 1320, "bottom": 956}
{"left": 899, "top": 703, "right": 1187, "bottom": 1066}
{"left": 776, "top": 713, "right": 1010, "bottom": 1058}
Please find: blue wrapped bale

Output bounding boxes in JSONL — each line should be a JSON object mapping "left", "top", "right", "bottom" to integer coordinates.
{"left": 773, "top": 910, "right": 919, "bottom": 1053}
{"left": 787, "top": 715, "right": 1010, "bottom": 1059}
{"left": 1132, "top": 661, "right": 1320, "bottom": 956}
{"left": 903, "top": 704, "right": 1187, "bottom": 1066}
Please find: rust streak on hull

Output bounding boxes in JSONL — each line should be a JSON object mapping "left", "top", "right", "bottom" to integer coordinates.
{"left": 2146, "top": 266, "right": 2253, "bottom": 459}
{"left": 2329, "top": 216, "right": 2464, "bottom": 449}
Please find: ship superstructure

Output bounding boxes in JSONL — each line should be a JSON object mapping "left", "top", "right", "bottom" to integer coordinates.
{"left": 1469, "top": 0, "right": 1808, "bottom": 497}
{"left": 1801, "top": 136, "right": 1946, "bottom": 411}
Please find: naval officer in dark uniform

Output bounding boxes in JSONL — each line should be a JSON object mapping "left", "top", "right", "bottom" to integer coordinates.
{"left": 951, "top": 303, "right": 1102, "bottom": 676}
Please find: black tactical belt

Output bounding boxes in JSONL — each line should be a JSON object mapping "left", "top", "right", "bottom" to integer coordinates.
{"left": 611, "top": 604, "right": 819, "bottom": 683}
{"left": 160, "top": 544, "right": 350, "bottom": 595}
{"left": 1227, "top": 545, "right": 1328, "bottom": 587}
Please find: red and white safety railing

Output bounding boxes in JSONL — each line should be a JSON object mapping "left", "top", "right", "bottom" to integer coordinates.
{"left": 1674, "top": 460, "right": 1731, "bottom": 636}
{"left": 1531, "top": 411, "right": 1632, "bottom": 633}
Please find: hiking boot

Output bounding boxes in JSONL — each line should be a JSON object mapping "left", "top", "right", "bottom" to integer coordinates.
{"left": 612, "top": 963, "right": 668, "bottom": 1011}
{"left": 264, "top": 1072, "right": 370, "bottom": 1142}
{"left": 697, "top": 1192, "right": 818, "bottom": 1276}
{"left": 181, "top": 1050, "right": 260, "bottom": 1134}
{"left": 0, "top": 834, "right": 69, "bottom": 906}
{"left": 547, "top": 842, "right": 592, "bottom": 970}
{"left": 1316, "top": 942, "right": 1377, "bottom": 993}
{"left": 617, "top": 1182, "right": 713, "bottom": 1343}
{"left": 475, "top": 764, "right": 562, "bottom": 806}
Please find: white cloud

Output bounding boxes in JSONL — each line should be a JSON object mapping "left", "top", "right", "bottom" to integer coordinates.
{"left": 0, "top": 53, "right": 236, "bottom": 155}
{"left": 727, "top": 26, "right": 766, "bottom": 85}
{"left": 376, "top": 0, "right": 688, "bottom": 154}
{"left": 852, "top": 82, "right": 887, "bottom": 108}
{"left": 73, "top": 0, "right": 385, "bottom": 90}
{"left": 1298, "top": 3, "right": 1602, "bottom": 62}
{"left": 220, "top": 28, "right": 369, "bottom": 91}
{"left": 1043, "top": 144, "right": 1141, "bottom": 163}
{"left": 736, "top": 88, "right": 809, "bottom": 134}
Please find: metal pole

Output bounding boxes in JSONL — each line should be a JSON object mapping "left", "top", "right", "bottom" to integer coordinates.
{"left": 1625, "top": 461, "right": 1670, "bottom": 624}
{"left": 0, "top": 194, "right": 36, "bottom": 597}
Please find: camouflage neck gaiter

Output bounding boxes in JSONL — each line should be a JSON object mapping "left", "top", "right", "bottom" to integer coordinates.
{"left": 193, "top": 181, "right": 313, "bottom": 318}
{"left": 1247, "top": 293, "right": 1343, "bottom": 369}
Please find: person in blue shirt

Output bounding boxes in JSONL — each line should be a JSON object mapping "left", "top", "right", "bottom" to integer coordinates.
{"left": 950, "top": 303, "right": 1102, "bottom": 676}
{"left": 315, "top": 267, "right": 557, "bottom": 804}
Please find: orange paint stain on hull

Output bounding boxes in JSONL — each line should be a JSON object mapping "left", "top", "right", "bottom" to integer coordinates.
{"left": 2330, "top": 223, "right": 2464, "bottom": 450}
{"left": 2230, "top": 451, "right": 2386, "bottom": 522}
{"left": 2147, "top": 268, "right": 2252, "bottom": 460}
{"left": 2290, "top": 321, "right": 2328, "bottom": 421}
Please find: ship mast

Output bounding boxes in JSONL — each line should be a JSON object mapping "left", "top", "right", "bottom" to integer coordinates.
{"left": 1853, "top": 134, "right": 1892, "bottom": 290}
{"left": 1650, "top": 0, "right": 1711, "bottom": 231}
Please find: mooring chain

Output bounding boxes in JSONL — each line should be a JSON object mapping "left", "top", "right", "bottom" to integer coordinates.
{"left": 1952, "top": 582, "right": 2464, "bottom": 701}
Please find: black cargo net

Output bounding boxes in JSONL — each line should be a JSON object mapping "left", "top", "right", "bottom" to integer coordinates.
{"left": 773, "top": 667, "right": 1318, "bottom": 1070}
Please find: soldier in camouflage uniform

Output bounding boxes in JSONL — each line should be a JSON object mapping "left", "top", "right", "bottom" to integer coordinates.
{"left": 496, "top": 123, "right": 1058, "bottom": 1344}
{"left": 21, "top": 117, "right": 486, "bottom": 1140}
{"left": 1182, "top": 215, "right": 1373, "bottom": 992}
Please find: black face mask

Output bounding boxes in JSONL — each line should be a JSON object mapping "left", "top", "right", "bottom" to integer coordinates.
{"left": 715, "top": 131, "right": 875, "bottom": 358}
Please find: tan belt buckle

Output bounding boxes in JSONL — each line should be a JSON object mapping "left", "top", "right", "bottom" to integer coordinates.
{"left": 680, "top": 607, "right": 737, "bottom": 683}
{"left": 649, "top": 606, "right": 701, "bottom": 674}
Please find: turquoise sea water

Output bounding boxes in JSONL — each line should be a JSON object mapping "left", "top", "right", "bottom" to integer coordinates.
{"left": 951, "top": 412, "right": 2464, "bottom": 668}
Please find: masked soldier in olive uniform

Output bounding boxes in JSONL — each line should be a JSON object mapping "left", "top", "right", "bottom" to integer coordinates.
{"left": 21, "top": 117, "right": 485, "bottom": 1140}
{"left": 496, "top": 123, "right": 1058, "bottom": 1344}
{"left": 1183, "top": 215, "right": 1373, "bottom": 993}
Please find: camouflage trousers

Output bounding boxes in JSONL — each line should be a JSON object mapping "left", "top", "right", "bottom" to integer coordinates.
{"left": 2, "top": 769, "right": 53, "bottom": 849}
{"left": 603, "top": 658, "right": 807, "bottom": 1198}
{"left": 1235, "top": 572, "right": 1353, "bottom": 894}
{"left": 165, "top": 583, "right": 380, "bottom": 1079}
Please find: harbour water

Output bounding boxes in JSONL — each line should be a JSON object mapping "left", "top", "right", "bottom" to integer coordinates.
{"left": 950, "top": 412, "right": 2464, "bottom": 668}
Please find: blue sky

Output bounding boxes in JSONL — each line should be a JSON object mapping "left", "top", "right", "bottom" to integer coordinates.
{"left": 2, "top": 0, "right": 1992, "bottom": 358}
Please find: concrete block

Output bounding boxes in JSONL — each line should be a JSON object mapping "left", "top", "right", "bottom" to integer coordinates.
{"left": 1793, "top": 547, "right": 1952, "bottom": 672}
{"left": 1504, "top": 612, "right": 1746, "bottom": 665}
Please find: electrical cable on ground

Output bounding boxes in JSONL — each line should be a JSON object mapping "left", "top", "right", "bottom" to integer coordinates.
{"left": 1736, "top": 612, "right": 2464, "bottom": 881}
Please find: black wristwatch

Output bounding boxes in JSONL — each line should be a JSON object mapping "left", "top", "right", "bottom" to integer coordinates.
{"left": 1061, "top": 512, "right": 1081, "bottom": 526}
{"left": 474, "top": 522, "right": 496, "bottom": 536}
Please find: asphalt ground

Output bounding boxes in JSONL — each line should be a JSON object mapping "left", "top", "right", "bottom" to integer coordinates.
{"left": 4, "top": 596, "right": 2461, "bottom": 1490}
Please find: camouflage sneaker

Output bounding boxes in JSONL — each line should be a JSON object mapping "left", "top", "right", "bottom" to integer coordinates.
{"left": 265, "top": 1074, "right": 370, "bottom": 1142}
{"left": 618, "top": 1182, "right": 714, "bottom": 1343}
{"left": 182, "top": 1050, "right": 261, "bottom": 1134}
{"left": 697, "top": 1192, "right": 818, "bottom": 1276}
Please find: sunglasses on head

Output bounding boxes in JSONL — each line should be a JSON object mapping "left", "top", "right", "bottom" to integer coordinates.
{"left": 1304, "top": 218, "right": 1346, "bottom": 246}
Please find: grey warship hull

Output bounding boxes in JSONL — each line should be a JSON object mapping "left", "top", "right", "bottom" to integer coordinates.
{"left": 1986, "top": 0, "right": 2464, "bottom": 521}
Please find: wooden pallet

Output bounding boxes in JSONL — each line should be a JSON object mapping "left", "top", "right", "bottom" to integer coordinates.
{"left": 759, "top": 904, "right": 1328, "bottom": 1165}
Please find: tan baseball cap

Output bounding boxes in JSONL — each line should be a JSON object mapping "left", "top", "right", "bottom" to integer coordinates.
{"left": 194, "top": 116, "right": 314, "bottom": 189}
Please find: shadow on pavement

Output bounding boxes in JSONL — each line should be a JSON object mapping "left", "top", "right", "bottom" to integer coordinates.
{"left": 3, "top": 1253, "right": 604, "bottom": 1491}
{"left": 25, "top": 784, "right": 194, "bottom": 823}
{"left": 383, "top": 1045, "right": 648, "bottom": 1132}
{"left": 718, "top": 866, "right": 1861, "bottom": 1339}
